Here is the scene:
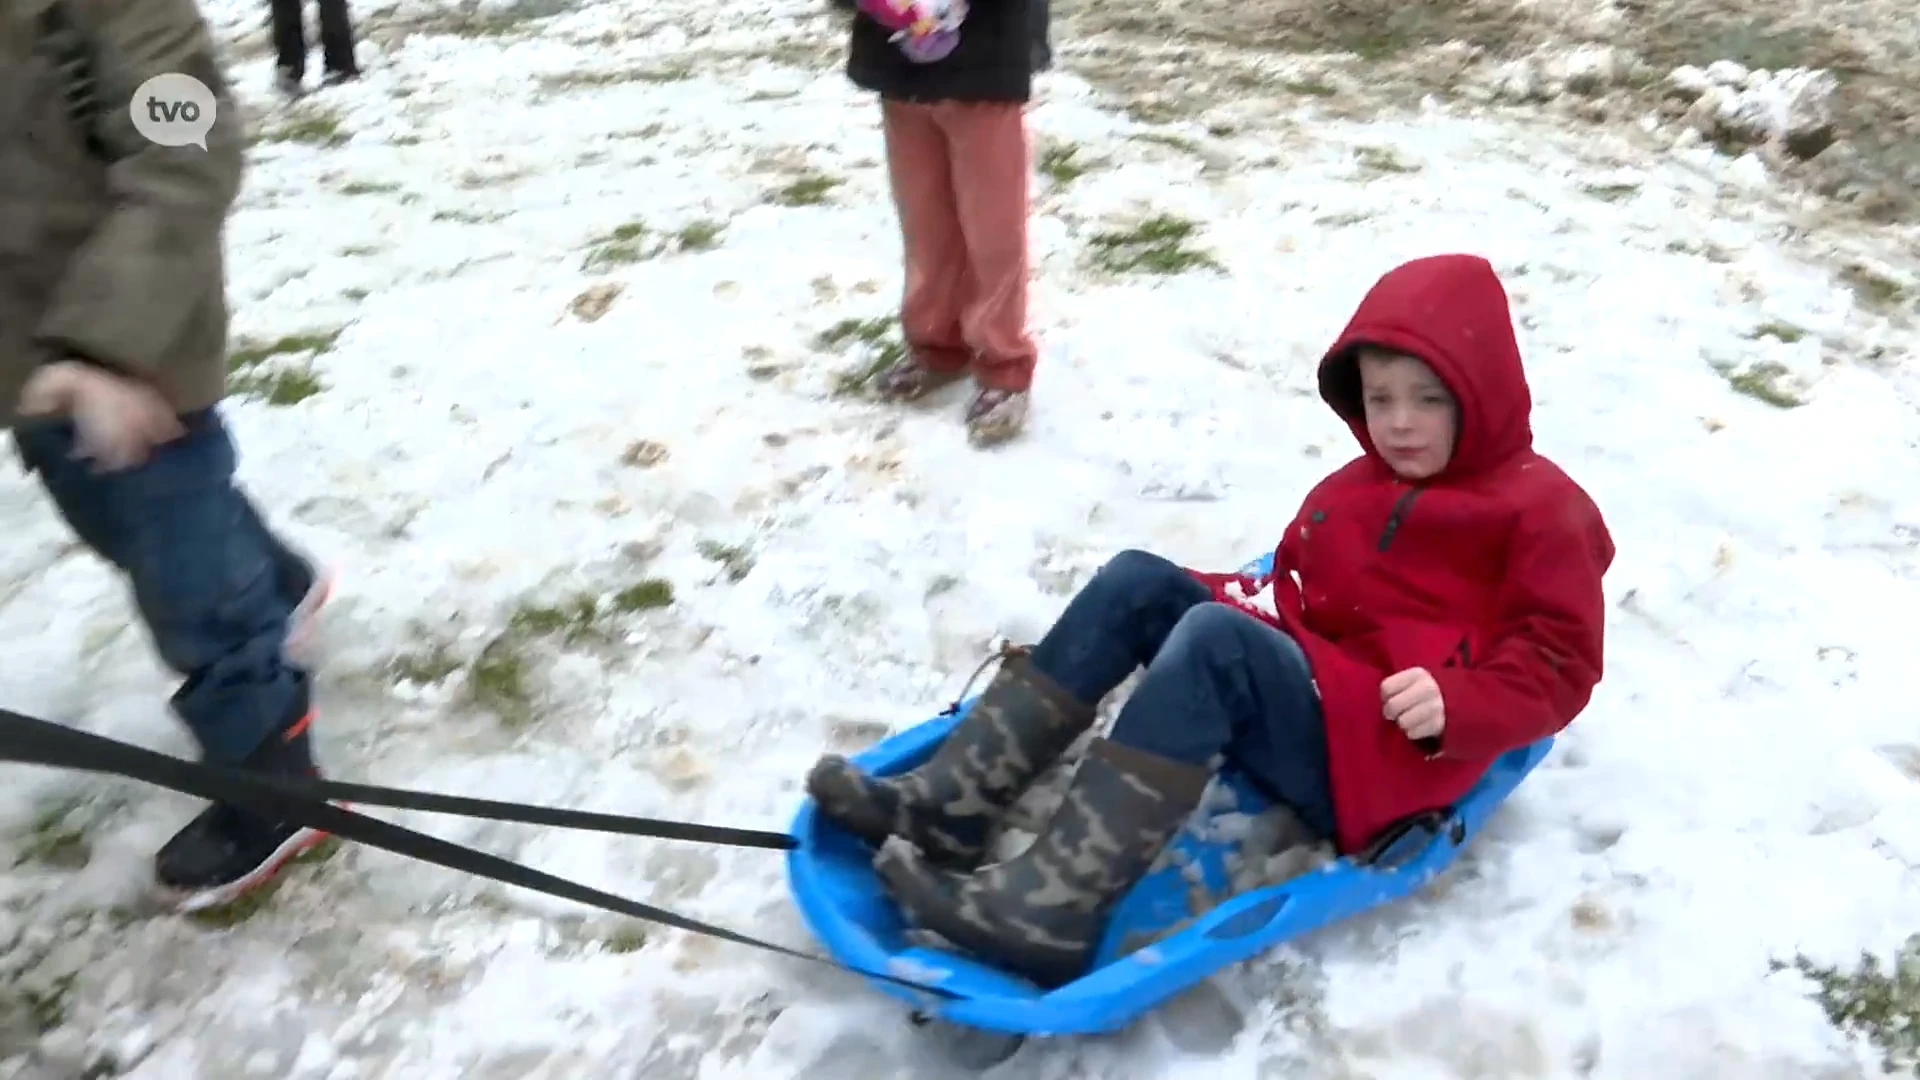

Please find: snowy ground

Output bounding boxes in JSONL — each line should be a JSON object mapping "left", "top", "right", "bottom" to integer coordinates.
{"left": 4, "top": 0, "right": 1920, "bottom": 1075}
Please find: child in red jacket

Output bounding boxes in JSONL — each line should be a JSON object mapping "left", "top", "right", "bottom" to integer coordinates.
{"left": 807, "top": 253, "right": 1616, "bottom": 987}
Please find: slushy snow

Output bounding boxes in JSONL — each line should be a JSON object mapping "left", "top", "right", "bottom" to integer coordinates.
{"left": 2, "top": 0, "right": 1918, "bottom": 1076}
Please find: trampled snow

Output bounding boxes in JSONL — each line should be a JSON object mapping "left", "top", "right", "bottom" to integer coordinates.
{"left": 2, "top": 0, "right": 1918, "bottom": 1075}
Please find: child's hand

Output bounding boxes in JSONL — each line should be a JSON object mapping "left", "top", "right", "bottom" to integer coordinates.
{"left": 17, "top": 360, "right": 185, "bottom": 472}
{"left": 1381, "top": 667, "right": 1445, "bottom": 742}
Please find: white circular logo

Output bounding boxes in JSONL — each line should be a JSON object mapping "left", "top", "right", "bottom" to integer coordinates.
{"left": 129, "top": 73, "right": 217, "bottom": 149}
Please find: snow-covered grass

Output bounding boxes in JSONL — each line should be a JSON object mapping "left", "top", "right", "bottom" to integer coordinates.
{"left": 2, "top": 0, "right": 1919, "bottom": 1075}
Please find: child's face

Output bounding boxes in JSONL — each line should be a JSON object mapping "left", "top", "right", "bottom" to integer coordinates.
{"left": 1358, "top": 349, "right": 1457, "bottom": 481}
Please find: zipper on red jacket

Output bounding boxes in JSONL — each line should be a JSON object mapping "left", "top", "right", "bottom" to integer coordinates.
{"left": 1376, "top": 488, "right": 1420, "bottom": 551}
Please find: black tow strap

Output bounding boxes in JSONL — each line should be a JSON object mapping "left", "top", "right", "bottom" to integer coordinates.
{"left": 0, "top": 708, "right": 954, "bottom": 1001}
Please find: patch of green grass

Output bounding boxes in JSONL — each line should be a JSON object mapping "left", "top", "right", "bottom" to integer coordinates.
{"left": 695, "top": 540, "right": 755, "bottom": 583}
{"left": 457, "top": 167, "right": 532, "bottom": 190}
{"left": 339, "top": 179, "right": 402, "bottom": 195}
{"left": 388, "top": 642, "right": 463, "bottom": 685}
{"left": 18, "top": 973, "right": 77, "bottom": 1034}
{"left": 1039, "top": 143, "right": 1090, "bottom": 185}
{"left": 1697, "top": 25, "right": 1832, "bottom": 75}
{"left": 769, "top": 172, "right": 842, "bottom": 207}
{"left": 229, "top": 330, "right": 340, "bottom": 372}
{"left": 673, "top": 219, "right": 725, "bottom": 252}
{"left": 1282, "top": 77, "right": 1339, "bottom": 96}
{"left": 1724, "top": 361, "right": 1805, "bottom": 408}
{"left": 433, "top": 208, "right": 505, "bottom": 224}
{"left": 1774, "top": 935, "right": 1920, "bottom": 1075}
{"left": 1840, "top": 263, "right": 1909, "bottom": 310}
{"left": 611, "top": 579, "right": 676, "bottom": 612}
{"left": 538, "top": 64, "right": 693, "bottom": 91}
{"left": 186, "top": 837, "right": 342, "bottom": 928}
{"left": 583, "top": 220, "right": 658, "bottom": 271}
{"left": 1085, "top": 214, "right": 1224, "bottom": 276}
{"left": 602, "top": 924, "right": 649, "bottom": 954}
{"left": 1353, "top": 145, "right": 1420, "bottom": 175}
{"left": 1582, "top": 181, "right": 1641, "bottom": 203}
{"left": 424, "top": 8, "right": 545, "bottom": 38}
{"left": 468, "top": 633, "right": 535, "bottom": 728}
{"left": 812, "top": 316, "right": 907, "bottom": 395}
{"left": 1746, "top": 320, "right": 1808, "bottom": 344}
{"left": 463, "top": 580, "right": 675, "bottom": 728}
{"left": 506, "top": 580, "right": 679, "bottom": 646}
{"left": 226, "top": 326, "right": 333, "bottom": 404}
{"left": 259, "top": 108, "right": 348, "bottom": 148}
{"left": 1134, "top": 132, "right": 1203, "bottom": 156}
{"left": 812, "top": 316, "right": 894, "bottom": 351}
{"left": 1125, "top": 98, "right": 1185, "bottom": 125}
{"left": 509, "top": 593, "right": 611, "bottom": 644}
{"left": 12, "top": 798, "right": 92, "bottom": 870}
{"left": 229, "top": 366, "right": 325, "bottom": 406}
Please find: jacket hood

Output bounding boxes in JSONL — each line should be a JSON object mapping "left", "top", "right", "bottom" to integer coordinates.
{"left": 1316, "top": 254, "right": 1534, "bottom": 479}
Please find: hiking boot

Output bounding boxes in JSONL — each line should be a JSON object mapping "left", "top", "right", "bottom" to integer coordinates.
{"left": 806, "top": 647, "right": 1095, "bottom": 868}
{"left": 875, "top": 737, "right": 1211, "bottom": 988}
{"left": 155, "top": 703, "right": 334, "bottom": 912}
{"left": 870, "top": 354, "right": 970, "bottom": 402}
{"left": 965, "top": 387, "right": 1029, "bottom": 447}
{"left": 274, "top": 68, "right": 304, "bottom": 100}
{"left": 320, "top": 67, "right": 361, "bottom": 88}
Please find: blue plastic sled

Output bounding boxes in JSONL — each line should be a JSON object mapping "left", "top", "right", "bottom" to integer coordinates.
{"left": 787, "top": 551, "right": 1553, "bottom": 1039}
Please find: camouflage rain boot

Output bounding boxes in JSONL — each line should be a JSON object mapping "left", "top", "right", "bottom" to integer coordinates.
{"left": 874, "top": 737, "right": 1211, "bottom": 988}
{"left": 806, "top": 646, "right": 1095, "bottom": 868}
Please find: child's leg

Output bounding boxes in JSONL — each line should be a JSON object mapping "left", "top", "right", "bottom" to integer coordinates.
{"left": 317, "top": 0, "right": 359, "bottom": 77}
{"left": 234, "top": 494, "right": 315, "bottom": 610}
{"left": 16, "top": 409, "right": 330, "bottom": 904}
{"left": 806, "top": 548, "right": 1207, "bottom": 866}
{"left": 874, "top": 602, "right": 1322, "bottom": 986}
{"left": 13, "top": 422, "right": 130, "bottom": 568}
{"left": 235, "top": 490, "right": 335, "bottom": 664}
{"left": 878, "top": 99, "right": 973, "bottom": 398}
{"left": 937, "top": 100, "right": 1035, "bottom": 443}
{"left": 1108, "top": 603, "right": 1337, "bottom": 838}
{"left": 1026, "top": 548, "right": 1212, "bottom": 705}
{"left": 267, "top": 0, "right": 308, "bottom": 82}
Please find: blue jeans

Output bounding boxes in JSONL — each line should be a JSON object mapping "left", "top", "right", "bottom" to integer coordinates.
{"left": 1028, "top": 549, "right": 1337, "bottom": 839}
{"left": 13, "top": 408, "right": 313, "bottom": 764}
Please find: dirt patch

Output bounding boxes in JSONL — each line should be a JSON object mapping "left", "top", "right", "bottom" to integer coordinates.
{"left": 1056, "top": 0, "right": 1919, "bottom": 223}
{"left": 1626, "top": 0, "right": 1919, "bottom": 221}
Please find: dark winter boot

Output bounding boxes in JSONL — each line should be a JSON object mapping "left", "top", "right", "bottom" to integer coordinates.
{"left": 965, "top": 387, "right": 1029, "bottom": 447}
{"left": 155, "top": 702, "right": 334, "bottom": 912}
{"left": 806, "top": 646, "right": 1095, "bottom": 868}
{"left": 869, "top": 353, "right": 970, "bottom": 402}
{"left": 875, "top": 737, "right": 1211, "bottom": 988}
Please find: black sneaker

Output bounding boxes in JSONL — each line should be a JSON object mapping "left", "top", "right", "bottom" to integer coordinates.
{"left": 155, "top": 708, "right": 335, "bottom": 912}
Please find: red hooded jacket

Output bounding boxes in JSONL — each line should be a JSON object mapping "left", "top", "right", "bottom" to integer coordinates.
{"left": 1189, "top": 254, "right": 1615, "bottom": 855}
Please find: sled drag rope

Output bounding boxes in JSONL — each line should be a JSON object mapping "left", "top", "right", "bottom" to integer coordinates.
{"left": 0, "top": 708, "right": 957, "bottom": 1001}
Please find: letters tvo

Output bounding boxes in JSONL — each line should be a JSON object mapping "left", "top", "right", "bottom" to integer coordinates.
{"left": 145, "top": 96, "right": 201, "bottom": 124}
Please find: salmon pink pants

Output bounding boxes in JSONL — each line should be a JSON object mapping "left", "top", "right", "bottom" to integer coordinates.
{"left": 881, "top": 99, "right": 1037, "bottom": 392}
